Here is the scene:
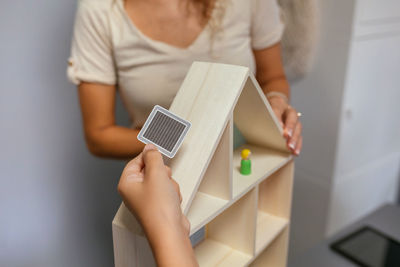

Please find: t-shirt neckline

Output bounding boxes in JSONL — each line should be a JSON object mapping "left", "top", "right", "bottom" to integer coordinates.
{"left": 117, "top": 0, "right": 212, "bottom": 53}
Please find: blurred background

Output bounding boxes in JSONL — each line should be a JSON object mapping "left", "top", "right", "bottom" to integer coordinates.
{"left": 1, "top": 0, "right": 399, "bottom": 266}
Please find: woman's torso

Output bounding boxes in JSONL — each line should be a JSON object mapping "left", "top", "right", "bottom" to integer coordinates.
{"left": 109, "top": 0, "right": 256, "bottom": 127}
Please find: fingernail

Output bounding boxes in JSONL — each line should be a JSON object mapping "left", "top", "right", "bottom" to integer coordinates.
{"left": 295, "top": 149, "right": 300, "bottom": 156}
{"left": 289, "top": 142, "right": 296, "bottom": 150}
{"left": 143, "top": 144, "right": 157, "bottom": 152}
{"left": 285, "top": 129, "right": 293, "bottom": 138}
{"left": 127, "top": 173, "right": 144, "bottom": 182}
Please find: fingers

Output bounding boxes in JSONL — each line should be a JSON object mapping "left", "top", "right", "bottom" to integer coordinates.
{"left": 143, "top": 144, "right": 163, "bottom": 168}
{"left": 171, "top": 178, "right": 183, "bottom": 203}
{"left": 143, "top": 143, "right": 157, "bottom": 152}
{"left": 272, "top": 107, "right": 284, "bottom": 129}
{"left": 288, "top": 121, "right": 302, "bottom": 154}
{"left": 125, "top": 152, "right": 144, "bottom": 174}
{"left": 280, "top": 105, "right": 303, "bottom": 155}
{"left": 118, "top": 169, "right": 143, "bottom": 200}
{"left": 161, "top": 163, "right": 183, "bottom": 203}
{"left": 294, "top": 135, "right": 302, "bottom": 156}
{"left": 165, "top": 166, "right": 172, "bottom": 178}
{"left": 181, "top": 215, "right": 191, "bottom": 236}
{"left": 119, "top": 153, "right": 145, "bottom": 189}
{"left": 142, "top": 144, "right": 166, "bottom": 179}
{"left": 126, "top": 172, "right": 144, "bottom": 183}
{"left": 268, "top": 97, "right": 286, "bottom": 128}
{"left": 283, "top": 107, "right": 298, "bottom": 139}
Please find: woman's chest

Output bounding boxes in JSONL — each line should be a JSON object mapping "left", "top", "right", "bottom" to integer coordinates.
{"left": 114, "top": 40, "right": 256, "bottom": 106}
{"left": 124, "top": 2, "right": 207, "bottom": 49}
{"left": 110, "top": 0, "right": 255, "bottom": 111}
{"left": 111, "top": 2, "right": 255, "bottom": 76}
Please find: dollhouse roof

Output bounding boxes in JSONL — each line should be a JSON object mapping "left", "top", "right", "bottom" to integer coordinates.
{"left": 113, "top": 61, "right": 291, "bottom": 235}
{"left": 168, "top": 61, "right": 290, "bottom": 214}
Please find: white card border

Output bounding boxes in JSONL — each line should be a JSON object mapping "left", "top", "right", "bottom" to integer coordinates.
{"left": 137, "top": 105, "right": 191, "bottom": 158}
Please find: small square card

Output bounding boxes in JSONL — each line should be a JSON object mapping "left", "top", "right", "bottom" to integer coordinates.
{"left": 137, "top": 105, "right": 191, "bottom": 158}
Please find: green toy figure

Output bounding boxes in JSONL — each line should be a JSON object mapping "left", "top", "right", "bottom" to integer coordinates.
{"left": 240, "top": 149, "right": 251, "bottom": 175}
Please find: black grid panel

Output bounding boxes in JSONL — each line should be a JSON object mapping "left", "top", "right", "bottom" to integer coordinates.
{"left": 143, "top": 111, "right": 186, "bottom": 152}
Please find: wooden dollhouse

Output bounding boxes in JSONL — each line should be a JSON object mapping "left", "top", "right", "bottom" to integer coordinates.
{"left": 112, "top": 62, "right": 294, "bottom": 266}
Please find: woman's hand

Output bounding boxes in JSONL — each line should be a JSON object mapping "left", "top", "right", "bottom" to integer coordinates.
{"left": 253, "top": 43, "right": 303, "bottom": 156}
{"left": 268, "top": 95, "right": 302, "bottom": 156}
{"left": 118, "top": 144, "right": 197, "bottom": 267}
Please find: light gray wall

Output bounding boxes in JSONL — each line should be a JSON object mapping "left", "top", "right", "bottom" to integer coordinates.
{"left": 326, "top": 0, "right": 400, "bottom": 235}
{"left": 0, "top": 1, "right": 128, "bottom": 266}
{"left": 288, "top": 0, "right": 356, "bottom": 259}
{"left": 288, "top": 0, "right": 400, "bottom": 260}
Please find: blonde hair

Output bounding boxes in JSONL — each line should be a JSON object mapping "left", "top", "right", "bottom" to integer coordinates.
{"left": 191, "top": 0, "right": 229, "bottom": 53}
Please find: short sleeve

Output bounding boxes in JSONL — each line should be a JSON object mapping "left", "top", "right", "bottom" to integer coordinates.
{"left": 251, "top": 0, "right": 284, "bottom": 50}
{"left": 67, "top": 1, "right": 116, "bottom": 85}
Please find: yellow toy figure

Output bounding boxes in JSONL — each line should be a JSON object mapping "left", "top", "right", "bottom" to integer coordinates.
{"left": 240, "top": 149, "right": 251, "bottom": 175}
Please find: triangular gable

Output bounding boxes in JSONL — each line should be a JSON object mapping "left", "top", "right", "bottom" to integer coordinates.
{"left": 234, "top": 75, "right": 289, "bottom": 153}
{"left": 169, "top": 62, "right": 289, "bottom": 214}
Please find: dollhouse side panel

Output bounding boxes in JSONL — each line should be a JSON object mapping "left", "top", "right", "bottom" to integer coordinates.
{"left": 168, "top": 62, "right": 249, "bottom": 214}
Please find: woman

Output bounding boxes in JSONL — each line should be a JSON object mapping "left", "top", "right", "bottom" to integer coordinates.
{"left": 68, "top": 0, "right": 302, "bottom": 158}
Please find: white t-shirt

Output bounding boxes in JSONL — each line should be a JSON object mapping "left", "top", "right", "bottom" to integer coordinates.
{"left": 68, "top": 0, "right": 284, "bottom": 128}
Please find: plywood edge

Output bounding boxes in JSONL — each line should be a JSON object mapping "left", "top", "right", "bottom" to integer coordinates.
{"left": 112, "top": 203, "right": 144, "bottom": 236}
{"left": 252, "top": 186, "right": 260, "bottom": 256}
{"left": 228, "top": 115, "right": 234, "bottom": 200}
{"left": 284, "top": 160, "right": 295, "bottom": 221}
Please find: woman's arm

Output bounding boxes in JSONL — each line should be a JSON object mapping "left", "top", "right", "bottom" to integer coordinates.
{"left": 78, "top": 82, "right": 145, "bottom": 159}
{"left": 254, "top": 43, "right": 303, "bottom": 155}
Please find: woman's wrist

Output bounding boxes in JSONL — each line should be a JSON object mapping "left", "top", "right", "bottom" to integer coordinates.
{"left": 265, "top": 91, "right": 289, "bottom": 104}
{"left": 266, "top": 93, "right": 290, "bottom": 111}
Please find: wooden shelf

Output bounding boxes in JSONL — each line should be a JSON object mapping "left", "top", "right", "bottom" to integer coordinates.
{"left": 193, "top": 211, "right": 288, "bottom": 267}
{"left": 112, "top": 63, "right": 295, "bottom": 267}
{"left": 232, "top": 144, "right": 291, "bottom": 198}
{"left": 194, "top": 239, "right": 252, "bottom": 267}
{"left": 255, "top": 212, "right": 288, "bottom": 254}
{"left": 187, "top": 192, "right": 229, "bottom": 235}
{"left": 249, "top": 227, "right": 289, "bottom": 267}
